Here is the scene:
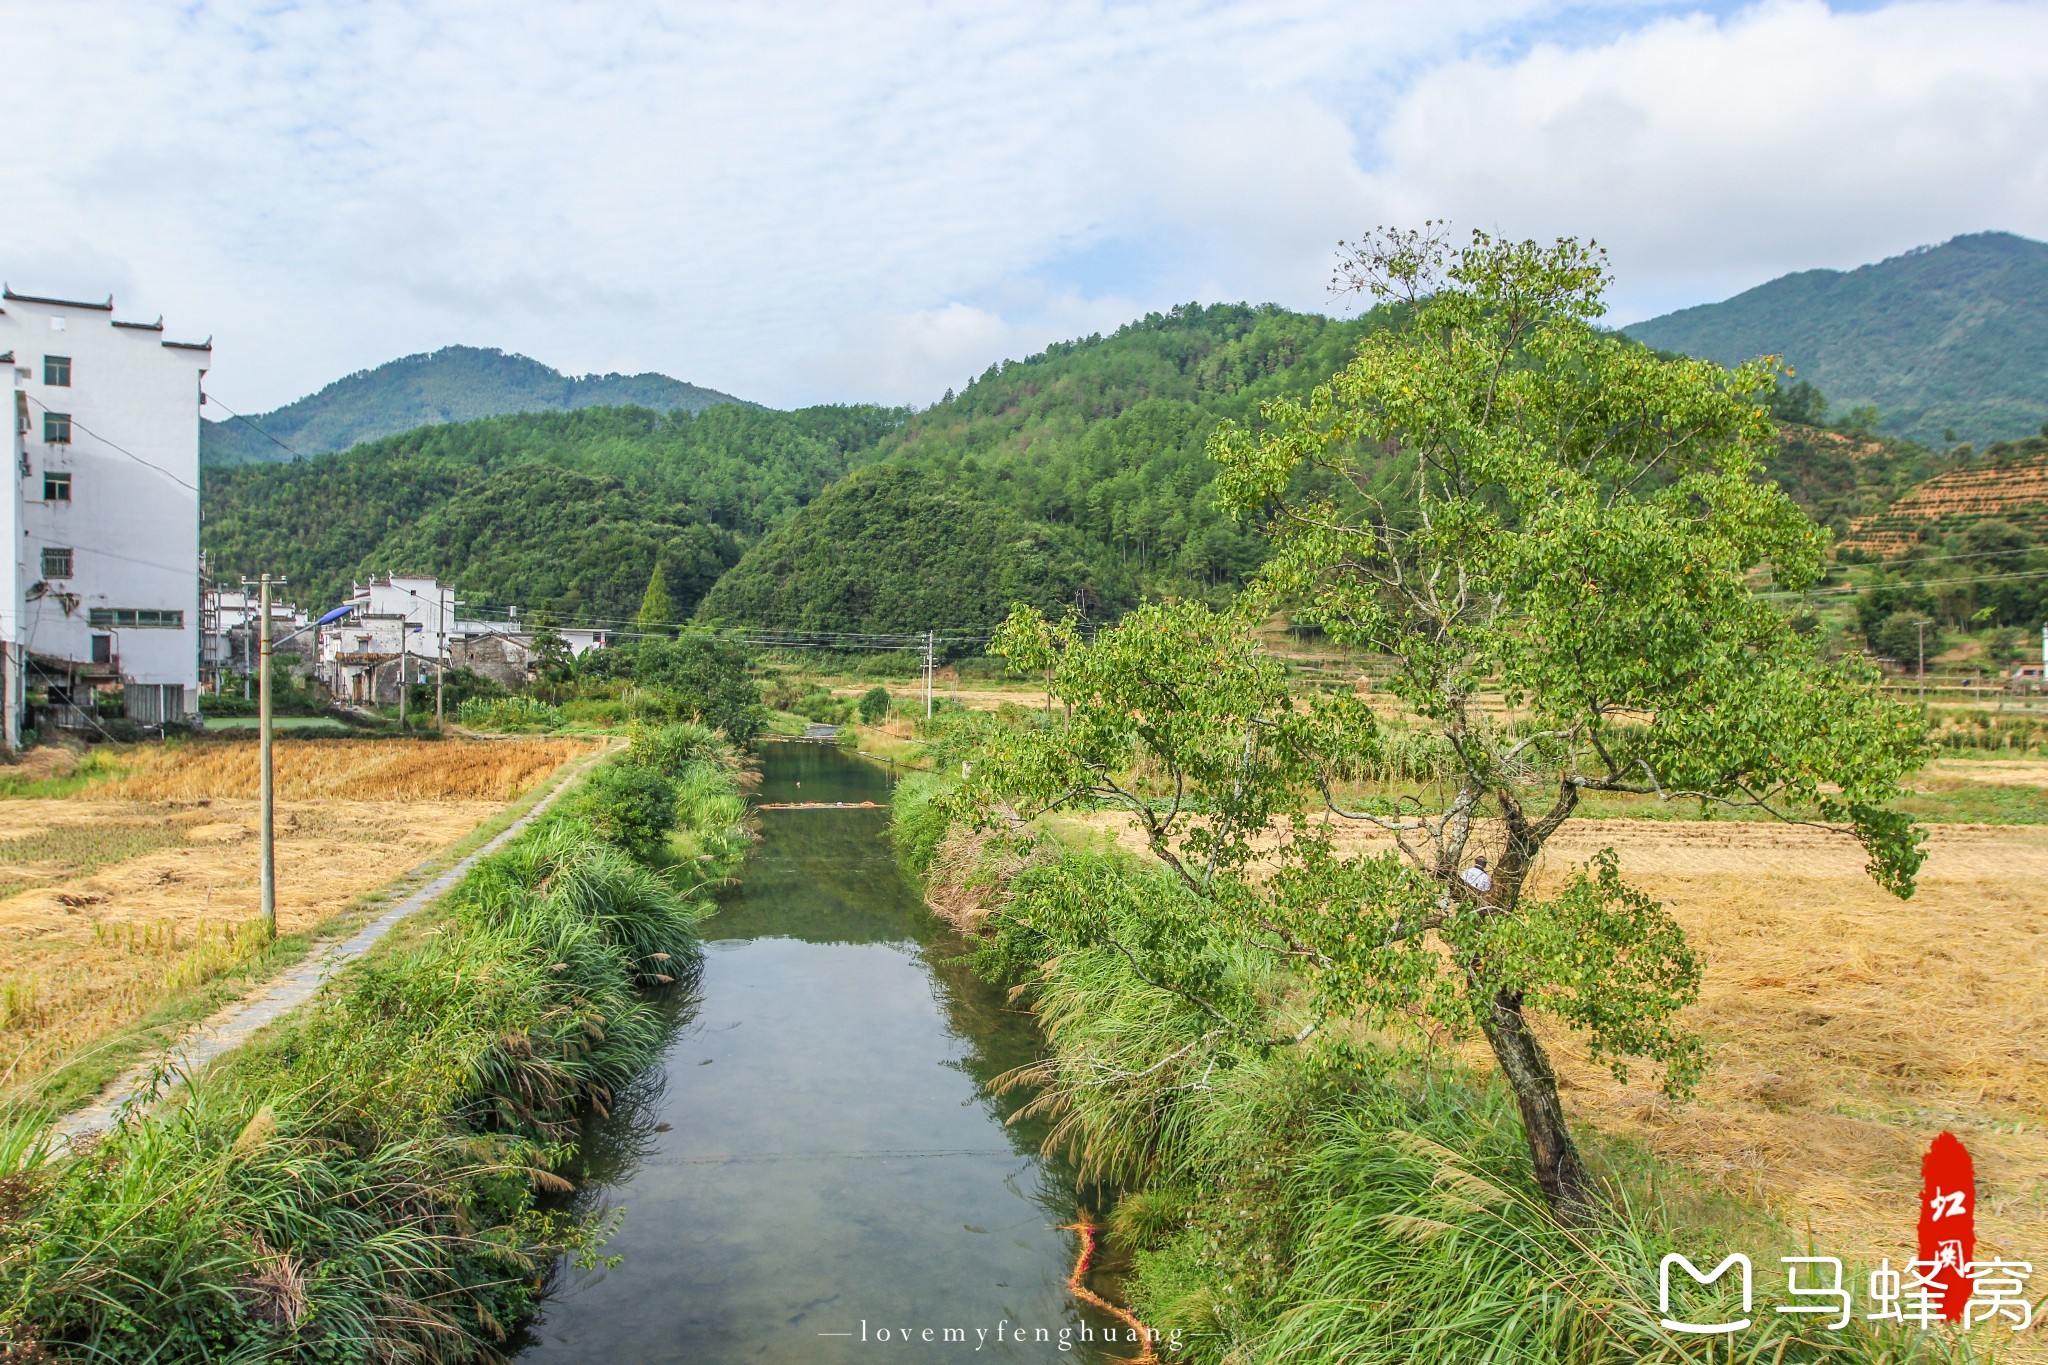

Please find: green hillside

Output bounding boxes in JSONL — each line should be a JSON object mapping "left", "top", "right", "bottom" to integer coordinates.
{"left": 200, "top": 403, "right": 900, "bottom": 622}
{"left": 1764, "top": 422, "right": 1952, "bottom": 540}
{"left": 695, "top": 465, "right": 1109, "bottom": 639}
{"left": 202, "top": 345, "right": 750, "bottom": 467}
{"left": 1625, "top": 231, "right": 2048, "bottom": 449}
{"left": 200, "top": 300, "right": 1928, "bottom": 644}
{"left": 698, "top": 302, "right": 1386, "bottom": 636}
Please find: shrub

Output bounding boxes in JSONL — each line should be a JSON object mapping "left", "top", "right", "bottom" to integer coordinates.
{"left": 571, "top": 763, "right": 679, "bottom": 863}
{"left": 633, "top": 634, "right": 763, "bottom": 745}
{"left": 857, "top": 686, "right": 891, "bottom": 724}
{"left": 888, "top": 772, "right": 954, "bottom": 883}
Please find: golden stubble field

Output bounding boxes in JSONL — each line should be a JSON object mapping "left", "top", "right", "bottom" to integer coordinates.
{"left": 1073, "top": 794, "right": 2048, "bottom": 1279}
{"left": 0, "top": 738, "right": 591, "bottom": 1096}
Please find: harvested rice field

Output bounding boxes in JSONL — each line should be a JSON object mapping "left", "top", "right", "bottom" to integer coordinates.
{"left": 0, "top": 737, "right": 591, "bottom": 1097}
{"left": 1073, "top": 760, "right": 2048, "bottom": 1281}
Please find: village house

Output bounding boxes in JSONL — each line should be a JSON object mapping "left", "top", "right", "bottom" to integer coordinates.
{"left": 202, "top": 586, "right": 309, "bottom": 688}
{"left": 319, "top": 611, "right": 410, "bottom": 705}
{"left": 450, "top": 623, "right": 537, "bottom": 690}
{"left": 1, "top": 287, "right": 210, "bottom": 746}
{"left": 313, "top": 577, "right": 617, "bottom": 703}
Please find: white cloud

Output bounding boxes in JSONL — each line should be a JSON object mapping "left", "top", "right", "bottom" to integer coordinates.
{"left": 1356, "top": 1, "right": 2048, "bottom": 322}
{"left": 0, "top": 1, "right": 2041, "bottom": 410}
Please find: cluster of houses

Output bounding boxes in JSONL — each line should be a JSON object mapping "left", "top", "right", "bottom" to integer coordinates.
{"left": 213, "top": 574, "right": 607, "bottom": 707}
{"left": 0, "top": 284, "right": 603, "bottom": 750}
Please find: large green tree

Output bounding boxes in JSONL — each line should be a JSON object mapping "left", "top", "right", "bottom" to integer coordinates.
{"left": 970, "top": 229, "right": 1928, "bottom": 1219}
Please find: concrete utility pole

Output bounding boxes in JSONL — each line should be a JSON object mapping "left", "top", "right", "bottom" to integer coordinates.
{"left": 436, "top": 588, "right": 448, "bottom": 730}
{"left": 924, "top": 630, "right": 935, "bottom": 719}
{"left": 398, "top": 625, "right": 408, "bottom": 729}
{"left": 256, "top": 573, "right": 276, "bottom": 941}
{"left": 1917, "top": 619, "right": 1930, "bottom": 706}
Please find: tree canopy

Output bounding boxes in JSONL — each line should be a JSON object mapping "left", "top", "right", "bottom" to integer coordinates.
{"left": 967, "top": 228, "right": 1929, "bottom": 1219}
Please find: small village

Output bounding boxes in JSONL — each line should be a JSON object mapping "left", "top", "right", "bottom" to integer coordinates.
{"left": 5, "top": 5, "right": 2048, "bottom": 1364}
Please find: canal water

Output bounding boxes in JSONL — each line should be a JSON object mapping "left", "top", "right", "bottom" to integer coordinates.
{"left": 516, "top": 741, "right": 1123, "bottom": 1362}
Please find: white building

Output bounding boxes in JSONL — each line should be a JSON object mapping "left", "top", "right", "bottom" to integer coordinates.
{"left": 203, "top": 587, "right": 308, "bottom": 681}
{"left": 319, "top": 612, "right": 409, "bottom": 705}
{"left": 1, "top": 287, "right": 210, "bottom": 744}
{"left": 344, "top": 575, "right": 457, "bottom": 661}
{"left": 316, "top": 576, "right": 456, "bottom": 703}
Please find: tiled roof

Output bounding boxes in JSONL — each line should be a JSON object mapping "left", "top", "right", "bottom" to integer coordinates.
{"left": 2, "top": 286, "right": 113, "bottom": 311}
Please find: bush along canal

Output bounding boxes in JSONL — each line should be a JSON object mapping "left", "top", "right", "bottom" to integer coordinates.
{"left": 0, "top": 725, "right": 748, "bottom": 1362}
{"left": 516, "top": 740, "right": 1140, "bottom": 1363}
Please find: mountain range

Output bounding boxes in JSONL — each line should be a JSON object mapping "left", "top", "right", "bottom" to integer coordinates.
{"left": 1625, "top": 231, "right": 2048, "bottom": 450}
{"left": 200, "top": 345, "right": 749, "bottom": 467}
{"left": 202, "top": 231, "right": 2048, "bottom": 639}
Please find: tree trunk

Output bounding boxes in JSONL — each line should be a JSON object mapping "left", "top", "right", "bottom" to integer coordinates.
{"left": 1478, "top": 986, "right": 1599, "bottom": 1222}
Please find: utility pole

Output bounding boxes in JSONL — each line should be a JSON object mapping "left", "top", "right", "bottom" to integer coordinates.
{"left": 1917, "top": 619, "right": 1929, "bottom": 706}
{"left": 436, "top": 586, "right": 448, "bottom": 730}
{"left": 924, "top": 630, "right": 935, "bottom": 719}
{"left": 397, "top": 625, "right": 408, "bottom": 729}
{"left": 256, "top": 573, "right": 277, "bottom": 941}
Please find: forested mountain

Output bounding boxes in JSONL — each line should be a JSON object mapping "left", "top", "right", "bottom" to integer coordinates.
{"left": 201, "top": 404, "right": 900, "bottom": 622}
{"left": 695, "top": 465, "right": 1108, "bottom": 641}
{"left": 201, "top": 345, "right": 750, "bottom": 467}
{"left": 200, "top": 297, "right": 1970, "bottom": 645}
{"left": 1625, "top": 231, "right": 2048, "bottom": 449}
{"left": 698, "top": 303, "right": 1386, "bottom": 635}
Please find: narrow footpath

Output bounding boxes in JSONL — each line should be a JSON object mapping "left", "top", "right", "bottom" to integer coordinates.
{"left": 54, "top": 745, "right": 607, "bottom": 1143}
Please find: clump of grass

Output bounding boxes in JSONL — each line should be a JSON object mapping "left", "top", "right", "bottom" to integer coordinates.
{"left": 0, "top": 742, "right": 746, "bottom": 1359}
{"left": 0, "top": 977, "right": 37, "bottom": 1031}
{"left": 458, "top": 695, "right": 565, "bottom": 733}
{"left": 0, "top": 746, "right": 132, "bottom": 800}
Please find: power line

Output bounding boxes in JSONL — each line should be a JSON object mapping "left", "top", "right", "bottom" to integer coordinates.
{"left": 21, "top": 394, "right": 196, "bottom": 493}
{"left": 201, "top": 393, "right": 306, "bottom": 462}
{"left": 1772, "top": 565, "right": 2048, "bottom": 599}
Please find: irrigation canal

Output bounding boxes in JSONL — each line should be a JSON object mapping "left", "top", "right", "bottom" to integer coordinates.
{"left": 516, "top": 741, "right": 1126, "bottom": 1362}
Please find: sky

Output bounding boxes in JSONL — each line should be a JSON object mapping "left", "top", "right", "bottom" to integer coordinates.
{"left": 3, "top": 0, "right": 2045, "bottom": 414}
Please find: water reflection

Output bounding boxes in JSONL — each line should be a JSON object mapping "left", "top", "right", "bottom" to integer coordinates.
{"left": 515, "top": 742, "right": 1122, "bottom": 1363}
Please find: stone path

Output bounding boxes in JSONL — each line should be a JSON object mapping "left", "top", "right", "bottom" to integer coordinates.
{"left": 53, "top": 749, "right": 603, "bottom": 1144}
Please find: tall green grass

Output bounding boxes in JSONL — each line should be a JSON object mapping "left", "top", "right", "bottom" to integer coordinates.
{"left": 941, "top": 809, "right": 1988, "bottom": 1365}
{"left": 0, "top": 726, "right": 749, "bottom": 1361}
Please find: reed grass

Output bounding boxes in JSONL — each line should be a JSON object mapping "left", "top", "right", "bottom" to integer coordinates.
{"left": 939, "top": 801, "right": 2004, "bottom": 1365}
{"left": 0, "top": 729, "right": 749, "bottom": 1360}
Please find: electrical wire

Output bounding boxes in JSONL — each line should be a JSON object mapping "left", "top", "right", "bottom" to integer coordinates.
{"left": 200, "top": 393, "right": 306, "bottom": 462}
{"left": 21, "top": 394, "right": 196, "bottom": 493}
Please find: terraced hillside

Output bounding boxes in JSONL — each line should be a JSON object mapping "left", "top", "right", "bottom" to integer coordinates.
{"left": 1840, "top": 435, "right": 2048, "bottom": 555}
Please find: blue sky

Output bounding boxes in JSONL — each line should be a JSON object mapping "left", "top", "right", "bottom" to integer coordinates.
{"left": 3, "top": 0, "right": 2043, "bottom": 412}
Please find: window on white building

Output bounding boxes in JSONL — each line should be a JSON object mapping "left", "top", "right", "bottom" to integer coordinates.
{"left": 42, "top": 471, "right": 71, "bottom": 502}
{"left": 43, "top": 412, "right": 71, "bottom": 444}
{"left": 88, "top": 608, "right": 184, "bottom": 629}
{"left": 44, "top": 356, "right": 70, "bottom": 387}
{"left": 40, "top": 547, "right": 73, "bottom": 579}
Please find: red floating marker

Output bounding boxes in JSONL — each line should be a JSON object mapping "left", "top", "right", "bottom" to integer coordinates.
{"left": 1917, "top": 1131, "right": 1976, "bottom": 1321}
